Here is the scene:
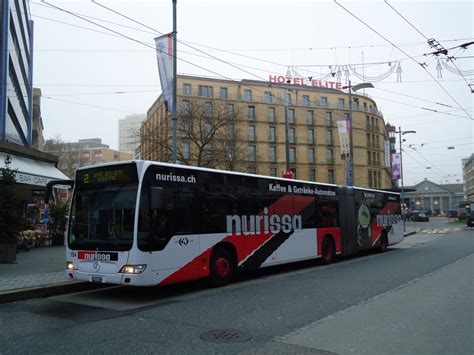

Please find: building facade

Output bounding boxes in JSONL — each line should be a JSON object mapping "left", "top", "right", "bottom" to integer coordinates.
{"left": 141, "top": 75, "right": 391, "bottom": 188}
{"left": 462, "top": 154, "right": 474, "bottom": 202}
{"left": 32, "top": 88, "right": 45, "bottom": 151}
{"left": 118, "top": 114, "right": 145, "bottom": 157}
{"left": 0, "top": 1, "right": 68, "bottom": 216}
{"left": 44, "top": 138, "right": 133, "bottom": 179}
{"left": 0, "top": 0, "right": 34, "bottom": 146}
{"left": 403, "top": 179, "right": 464, "bottom": 213}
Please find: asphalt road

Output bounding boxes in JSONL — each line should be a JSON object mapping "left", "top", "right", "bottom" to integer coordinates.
{"left": 1, "top": 220, "right": 472, "bottom": 354}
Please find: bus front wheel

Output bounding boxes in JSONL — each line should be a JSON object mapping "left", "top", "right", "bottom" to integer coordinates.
{"left": 209, "top": 248, "right": 235, "bottom": 287}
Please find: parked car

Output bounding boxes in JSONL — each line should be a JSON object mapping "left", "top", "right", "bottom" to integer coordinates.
{"left": 412, "top": 211, "right": 429, "bottom": 222}
{"left": 448, "top": 209, "right": 458, "bottom": 218}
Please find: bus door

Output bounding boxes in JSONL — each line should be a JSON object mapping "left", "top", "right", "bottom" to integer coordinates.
{"left": 337, "top": 187, "right": 359, "bottom": 255}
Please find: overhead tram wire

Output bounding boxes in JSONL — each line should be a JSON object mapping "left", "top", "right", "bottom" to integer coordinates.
{"left": 384, "top": 0, "right": 473, "bottom": 94}
{"left": 333, "top": 0, "right": 472, "bottom": 121}
{"left": 36, "top": 1, "right": 461, "bottom": 137}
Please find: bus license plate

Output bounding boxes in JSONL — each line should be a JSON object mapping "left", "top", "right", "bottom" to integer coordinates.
{"left": 91, "top": 276, "right": 103, "bottom": 283}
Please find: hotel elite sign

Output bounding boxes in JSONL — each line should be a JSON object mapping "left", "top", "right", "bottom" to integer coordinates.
{"left": 268, "top": 74, "right": 344, "bottom": 90}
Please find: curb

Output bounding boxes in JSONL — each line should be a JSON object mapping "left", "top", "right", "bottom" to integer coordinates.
{"left": 0, "top": 281, "right": 111, "bottom": 304}
{"left": 404, "top": 230, "right": 418, "bottom": 237}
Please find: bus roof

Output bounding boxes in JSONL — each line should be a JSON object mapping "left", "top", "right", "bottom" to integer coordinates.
{"left": 76, "top": 159, "right": 399, "bottom": 195}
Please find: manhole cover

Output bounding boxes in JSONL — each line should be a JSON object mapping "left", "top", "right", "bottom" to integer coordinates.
{"left": 200, "top": 329, "right": 252, "bottom": 343}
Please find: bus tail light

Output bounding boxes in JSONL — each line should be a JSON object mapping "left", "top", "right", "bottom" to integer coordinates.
{"left": 120, "top": 264, "right": 147, "bottom": 274}
{"left": 66, "top": 261, "right": 77, "bottom": 270}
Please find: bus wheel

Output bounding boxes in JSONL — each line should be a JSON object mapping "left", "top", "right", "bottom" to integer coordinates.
{"left": 322, "top": 237, "right": 335, "bottom": 264}
{"left": 379, "top": 233, "right": 388, "bottom": 253}
{"left": 210, "top": 248, "right": 234, "bottom": 287}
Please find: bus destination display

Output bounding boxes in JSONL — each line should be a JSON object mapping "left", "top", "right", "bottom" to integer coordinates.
{"left": 76, "top": 163, "right": 138, "bottom": 187}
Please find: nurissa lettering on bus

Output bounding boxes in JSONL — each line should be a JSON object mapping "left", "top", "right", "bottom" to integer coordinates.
{"left": 226, "top": 207, "right": 303, "bottom": 236}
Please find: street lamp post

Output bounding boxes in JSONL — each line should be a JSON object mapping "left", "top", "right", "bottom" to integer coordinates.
{"left": 343, "top": 81, "right": 374, "bottom": 186}
{"left": 397, "top": 127, "right": 416, "bottom": 231}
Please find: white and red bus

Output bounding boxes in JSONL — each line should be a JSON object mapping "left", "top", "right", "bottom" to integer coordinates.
{"left": 47, "top": 160, "right": 403, "bottom": 287}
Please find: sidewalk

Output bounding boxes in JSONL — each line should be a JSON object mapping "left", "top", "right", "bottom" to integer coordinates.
{"left": 1, "top": 227, "right": 419, "bottom": 303}
{"left": 0, "top": 246, "right": 99, "bottom": 303}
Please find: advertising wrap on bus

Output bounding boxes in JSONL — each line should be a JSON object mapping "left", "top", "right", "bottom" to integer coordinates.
{"left": 59, "top": 161, "right": 403, "bottom": 287}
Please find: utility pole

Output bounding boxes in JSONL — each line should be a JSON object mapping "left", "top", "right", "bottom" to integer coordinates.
{"left": 347, "top": 81, "right": 354, "bottom": 186}
{"left": 171, "top": 0, "right": 177, "bottom": 164}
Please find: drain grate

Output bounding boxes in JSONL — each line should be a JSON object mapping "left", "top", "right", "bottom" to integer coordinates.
{"left": 200, "top": 329, "right": 252, "bottom": 343}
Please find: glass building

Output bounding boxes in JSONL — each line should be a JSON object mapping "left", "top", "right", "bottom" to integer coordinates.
{"left": 0, "top": 0, "right": 34, "bottom": 146}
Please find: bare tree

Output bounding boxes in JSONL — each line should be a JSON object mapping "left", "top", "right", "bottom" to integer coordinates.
{"left": 44, "top": 135, "right": 76, "bottom": 178}
{"left": 140, "top": 99, "right": 248, "bottom": 170}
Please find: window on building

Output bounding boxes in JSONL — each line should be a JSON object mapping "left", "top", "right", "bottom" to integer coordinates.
{"left": 182, "top": 142, "right": 190, "bottom": 159}
{"left": 181, "top": 100, "right": 190, "bottom": 115}
{"left": 182, "top": 122, "right": 191, "bottom": 137}
{"left": 367, "top": 133, "right": 371, "bottom": 147}
{"left": 368, "top": 151, "right": 372, "bottom": 165}
{"left": 338, "top": 98, "right": 345, "bottom": 109}
{"left": 286, "top": 92, "right": 292, "bottom": 105}
{"left": 204, "top": 144, "right": 212, "bottom": 160}
{"left": 244, "top": 89, "right": 252, "bottom": 101}
{"left": 328, "top": 169, "right": 335, "bottom": 184}
{"left": 288, "top": 127, "right": 296, "bottom": 144}
{"left": 248, "top": 145, "right": 256, "bottom": 161}
{"left": 248, "top": 106, "right": 256, "bottom": 120}
{"left": 203, "top": 102, "right": 212, "bottom": 118}
{"left": 183, "top": 83, "right": 191, "bottom": 95}
{"left": 289, "top": 147, "right": 296, "bottom": 163}
{"left": 376, "top": 135, "right": 380, "bottom": 149}
{"left": 248, "top": 166, "right": 257, "bottom": 174}
{"left": 227, "top": 123, "right": 235, "bottom": 139}
{"left": 268, "top": 126, "right": 276, "bottom": 142}
{"left": 226, "top": 104, "right": 234, "bottom": 117}
{"left": 264, "top": 91, "right": 272, "bottom": 103}
{"left": 268, "top": 107, "right": 276, "bottom": 122}
{"left": 248, "top": 125, "right": 256, "bottom": 141}
{"left": 307, "top": 129, "right": 314, "bottom": 144}
{"left": 199, "top": 85, "right": 213, "bottom": 97}
{"left": 368, "top": 171, "right": 373, "bottom": 187}
{"left": 269, "top": 146, "right": 276, "bottom": 162}
{"left": 320, "top": 97, "right": 328, "bottom": 107}
{"left": 290, "top": 168, "right": 297, "bottom": 179}
{"left": 325, "top": 112, "right": 333, "bottom": 126}
{"left": 302, "top": 95, "right": 310, "bottom": 106}
{"left": 307, "top": 110, "right": 314, "bottom": 125}
{"left": 270, "top": 168, "right": 277, "bottom": 177}
{"left": 220, "top": 87, "right": 228, "bottom": 99}
{"left": 308, "top": 147, "right": 315, "bottom": 163}
{"left": 326, "top": 130, "right": 333, "bottom": 145}
{"left": 309, "top": 168, "right": 316, "bottom": 182}
{"left": 366, "top": 115, "right": 370, "bottom": 129}
{"left": 204, "top": 123, "right": 212, "bottom": 138}
{"left": 288, "top": 109, "right": 295, "bottom": 124}
{"left": 344, "top": 113, "right": 350, "bottom": 120}
{"left": 326, "top": 148, "right": 334, "bottom": 164}
{"left": 363, "top": 102, "right": 368, "bottom": 111}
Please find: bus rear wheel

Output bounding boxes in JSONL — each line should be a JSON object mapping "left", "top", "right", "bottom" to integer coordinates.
{"left": 322, "top": 237, "right": 335, "bottom": 264}
{"left": 379, "top": 233, "right": 388, "bottom": 253}
{"left": 209, "top": 248, "right": 235, "bottom": 287}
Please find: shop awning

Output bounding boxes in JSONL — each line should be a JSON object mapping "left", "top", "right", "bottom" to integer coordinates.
{"left": 0, "top": 152, "right": 69, "bottom": 187}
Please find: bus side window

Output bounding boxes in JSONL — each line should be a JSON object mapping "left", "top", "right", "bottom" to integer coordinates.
{"left": 316, "top": 200, "right": 339, "bottom": 228}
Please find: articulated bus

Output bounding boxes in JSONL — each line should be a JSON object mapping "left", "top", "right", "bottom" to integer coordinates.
{"left": 47, "top": 160, "right": 403, "bottom": 287}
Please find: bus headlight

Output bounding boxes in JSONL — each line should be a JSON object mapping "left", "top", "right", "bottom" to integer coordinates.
{"left": 120, "top": 264, "right": 147, "bottom": 274}
{"left": 66, "top": 261, "right": 77, "bottom": 270}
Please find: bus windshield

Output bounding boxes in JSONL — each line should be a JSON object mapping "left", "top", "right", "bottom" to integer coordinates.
{"left": 68, "top": 184, "right": 138, "bottom": 251}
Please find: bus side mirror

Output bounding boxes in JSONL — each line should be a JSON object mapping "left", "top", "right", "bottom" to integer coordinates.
{"left": 150, "top": 187, "right": 163, "bottom": 209}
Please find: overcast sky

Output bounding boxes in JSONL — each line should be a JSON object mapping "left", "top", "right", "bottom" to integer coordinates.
{"left": 30, "top": 0, "right": 473, "bottom": 186}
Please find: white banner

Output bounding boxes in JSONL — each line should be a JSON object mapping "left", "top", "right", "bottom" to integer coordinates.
{"left": 155, "top": 33, "right": 174, "bottom": 112}
{"left": 337, "top": 120, "right": 350, "bottom": 156}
